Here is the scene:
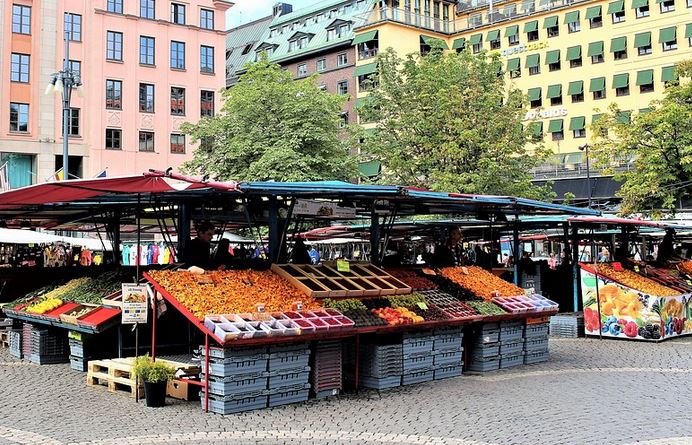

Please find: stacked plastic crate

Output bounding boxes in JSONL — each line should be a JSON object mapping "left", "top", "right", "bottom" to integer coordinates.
{"left": 8, "top": 329, "right": 22, "bottom": 359}
{"left": 27, "top": 325, "right": 69, "bottom": 365}
{"left": 524, "top": 321, "right": 550, "bottom": 364}
{"left": 549, "top": 313, "right": 585, "bottom": 338}
{"left": 355, "top": 339, "right": 403, "bottom": 390}
{"left": 310, "top": 340, "right": 343, "bottom": 398}
{"left": 267, "top": 343, "right": 311, "bottom": 407}
{"left": 498, "top": 320, "right": 524, "bottom": 369}
{"left": 402, "top": 331, "right": 435, "bottom": 385}
{"left": 467, "top": 322, "right": 501, "bottom": 372}
{"left": 432, "top": 326, "right": 463, "bottom": 380}
{"left": 68, "top": 335, "right": 95, "bottom": 372}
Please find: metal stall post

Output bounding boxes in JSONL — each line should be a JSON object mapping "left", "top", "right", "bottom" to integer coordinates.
{"left": 370, "top": 206, "right": 381, "bottom": 266}
{"left": 177, "top": 202, "right": 191, "bottom": 264}
{"left": 268, "top": 196, "right": 280, "bottom": 263}
{"left": 571, "top": 224, "right": 580, "bottom": 312}
{"left": 513, "top": 218, "right": 520, "bottom": 285}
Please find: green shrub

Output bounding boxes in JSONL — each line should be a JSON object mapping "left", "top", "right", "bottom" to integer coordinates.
{"left": 132, "top": 355, "right": 175, "bottom": 383}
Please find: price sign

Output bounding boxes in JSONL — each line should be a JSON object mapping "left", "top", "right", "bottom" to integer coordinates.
{"left": 121, "top": 283, "right": 148, "bottom": 325}
{"left": 293, "top": 301, "right": 303, "bottom": 311}
{"left": 417, "top": 302, "right": 429, "bottom": 310}
{"left": 461, "top": 267, "right": 469, "bottom": 275}
{"left": 337, "top": 259, "right": 350, "bottom": 273}
{"left": 634, "top": 265, "right": 640, "bottom": 273}
{"left": 256, "top": 303, "right": 266, "bottom": 313}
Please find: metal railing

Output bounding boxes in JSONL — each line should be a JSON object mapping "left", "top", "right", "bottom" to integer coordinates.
{"left": 359, "top": 48, "right": 380, "bottom": 60}
{"left": 531, "top": 161, "right": 633, "bottom": 180}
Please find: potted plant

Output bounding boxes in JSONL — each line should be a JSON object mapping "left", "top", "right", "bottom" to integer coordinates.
{"left": 132, "top": 355, "right": 175, "bottom": 407}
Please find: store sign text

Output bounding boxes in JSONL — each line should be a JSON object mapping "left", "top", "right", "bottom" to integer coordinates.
{"left": 495, "top": 41, "right": 549, "bottom": 57}
{"left": 523, "top": 107, "right": 568, "bottom": 121}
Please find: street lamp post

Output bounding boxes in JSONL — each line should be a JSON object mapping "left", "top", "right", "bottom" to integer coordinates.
{"left": 578, "top": 143, "right": 591, "bottom": 209}
{"left": 45, "top": 32, "right": 81, "bottom": 181}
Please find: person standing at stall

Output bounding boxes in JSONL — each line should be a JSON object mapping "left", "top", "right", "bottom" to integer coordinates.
{"left": 183, "top": 222, "right": 215, "bottom": 269}
{"left": 431, "top": 227, "right": 464, "bottom": 267}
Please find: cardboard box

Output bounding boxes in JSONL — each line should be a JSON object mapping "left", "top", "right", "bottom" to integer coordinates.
{"left": 167, "top": 379, "right": 200, "bottom": 401}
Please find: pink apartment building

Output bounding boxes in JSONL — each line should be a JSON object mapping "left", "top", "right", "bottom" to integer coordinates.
{"left": 0, "top": 0, "right": 231, "bottom": 185}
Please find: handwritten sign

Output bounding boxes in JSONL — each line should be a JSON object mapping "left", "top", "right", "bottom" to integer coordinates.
{"left": 337, "top": 259, "right": 350, "bottom": 273}
{"left": 121, "top": 283, "right": 148, "bottom": 324}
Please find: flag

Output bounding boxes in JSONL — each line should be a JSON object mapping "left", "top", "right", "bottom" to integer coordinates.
{"left": 54, "top": 168, "right": 65, "bottom": 181}
{"left": 95, "top": 169, "right": 107, "bottom": 178}
{"left": 0, "top": 162, "right": 9, "bottom": 191}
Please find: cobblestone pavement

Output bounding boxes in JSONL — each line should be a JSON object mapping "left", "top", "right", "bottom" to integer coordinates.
{"left": 2, "top": 338, "right": 692, "bottom": 445}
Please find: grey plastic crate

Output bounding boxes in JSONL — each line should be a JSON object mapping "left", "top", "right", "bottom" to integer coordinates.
{"left": 403, "top": 352, "right": 434, "bottom": 371}
{"left": 207, "top": 358, "right": 268, "bottom": 377}
{"left": 403, "top": 330, "right": 434, "bottom": 340}
{"left": 314, "top": 388, "right": 340, "bottom": 399}
{"left": 500, "top": 353, "right": 524, "bottom": 369}
{"left": 360, "top": 362, "right": 403, "bottom": 378}
{"left": 499, "top": 339, "right": 524, "bottom": 356}
{"left": 472, "top": 330, "right": 500, "bottom": 344}
{"left": 69, "top": 355, "right": 88, "bottom": 372}
{"left": 499, "top": 327, "right": 523, "bottom": 341}
{"left": 205, "top": 374, "right": 269, "bottom": 397}
{"left": 434, "top": 326, "right": 464, "bottom": 336}
{"left": 433, "top": 349, "right": 462, "bottom": 367}
{"left": 268, "top": 343, "right": 309, "bottom": 354}
{"left": 433, "top": 334, "right": 463, "bottom": 352}
{"left": 27, "top": 354, "right": 69, "bottom": 365}
{"left": 524, "top": 350, "right": 550, "bottom": 365}
{"left": 402, "top": 337, "right": 434, "bottom": 355}
{"left": 467, "top": 356, "right": 500, "bottom": 372}
{"left": 202, "top": 345, "right": 268, "bottom": 359}
{"left": 9, "top": 330, "right": 22, "bottom": 359}
{"left": 524, "top": 337, "right": 549, "bottom": 353}
{"left": 469, "top": 344, "right": 500, "bottom": 358}
{"left": 402, "top": 368, "right": 434, "bottom": 385}
{"left": 202, "top": 392, "right": 268, "bottom": 415}
{"left": 525, "top": 323, "right": 550, "bottom": 338}
{"left": 268, "top": 383, "right": 310, "bottom": 407}
{"left": 268, "top": 349, "right": 310, "bottom": 372}
{"left": 358, "top": 374, "right": 402, "bottom": 390}
{"left": 478, "top": 322, "right": 500, "bottom": 332}
{"left": 268, "top": 366, "right": 310, "bottom": 390}
{"left": 434, "top": 364, "right": 463, "bottom": 380}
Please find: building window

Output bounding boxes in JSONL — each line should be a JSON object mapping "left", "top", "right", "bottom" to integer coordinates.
{"left": 472, "top": 42, "right": 482, "bottom": 54}
{"left": 551, "top": 131, "right": 564, "bottom": 141}
{"left": 570, "top": 58, "right": 582, "bottom": 68}
{"left": 139, "top": 83, "right": 155, "bottom": 112}
{"left": 200, "top": 45, "right": 214, "bottom": 73}
{"left": 510, "top": 68, "right": 521, "bottom": 78}
{"left": 550, "top": 96, "right": 562, "bottom": 106}
{"left": 171, "top": 3, "right": 186, "bottom": 24}
{"left": 662, "top": 40, "right": 678, "bottom": 51}
{"left": 593, "top": 89, "right": 606, "bottom": 100}
{"left": 105, "top": 79, "right": 122, "bottom": 110}
{"left": 337, "top": 80, "right": 348, "bottom": 95}
{"left": 200, "top": 9, "right": 214, "bottom": 30}
{"left": 170, "top": 41, "right": 185, "bottom": 69}
{"left": 170, "top": 134, "right": 185, "bottom": 154}
{"left": 141, "top": 0, "right": 156, "bottom": 19}
{"left": 616, "top": 85, "right": 629, "bottom": 96}
{"left": 317, "top": 58, "right": 326, "bottom": 71}
{"left": 339, "top": 112, "right": 349, "bottom": 128}
{"left": 613, "top": 47, "right": 627, "bottom": 60}
{"left": 337, "top": 53, "right": 348, "bottom": 66}
{"left": 568, "top": 22, "right": 580, "bottom": 33}
{"left": 12, "top": 5, "right": 31, "bottom": 35}
{"left": 139, "top": 132, "right": 155, "bottom": 152}
{"left": 592, "top": 54, "right": 604, "bottom": 64}
{"left": 170, "top": 87, "right": 185, "bottom": 115}
{"left": 639, "top": 45, "right": 652, "bottom": 55}
{"left": 636, "top": 3, "right": 650, "bottom": 16}
{"left": 660, "top": 0, "right": 675, "bottom": 12}
{"left": 640, "top": 82, "right": 654, "bottom": 93}
{"left": 527, "top": 30, "right": 538, "bottom": 42}
{"left": 589, "top": 14, "right": 602, "bottom": 28}
{"left": 508, "top": 34, "right": 519, "bottom": 46}
{"left": 297, "top": 63, "right": 307, "bottom": 77}
{"left": 201, "top": 90, "right": 214, "bottom": 117}
{"left": 530, "top": 98, "right": 541, "bottom": 108}
{"left": 546, "top": 26, "right": 559, "bottom": 38}
{"left": 64, "top": 13, "right": 82, "bottom": 41}
{"left": 64, "top": 108, "right": 80, "bottom": 136}
{"left": 529, "top": 65, "right": 540, "bottom": 75}
{"left": 106, "top": 31, "right": 123, "bottom": 61}
{"left": 9, "top": 103, "right": 29, "bottom": 133}
{"left": 548, "top": 60, "right": 561, "bottom": 72}
{"left": 573, "top": 128, "right": 586, "bottom": 138}
{"left": 490, "top": 39, "right": 501, "bottom": 50}
{"left": 611, "top": 9, "right": 625, "bottom": 23}
{"left": 572, "top": 92, "right": 584, "bottom": 102}
{"left": 140, "top": 36, "right": 155, "bottom": 65}
{"left": 107, "top": 0, "right": 123, "bottom": 14}
{"left": 105, "top": 129, "right": 122, "bottom": 150}
{"left": 67, "top": 60, "right": 81, "bottom": 78}
{"left": 10, "top": 53, "right": 29, "bottom": 83}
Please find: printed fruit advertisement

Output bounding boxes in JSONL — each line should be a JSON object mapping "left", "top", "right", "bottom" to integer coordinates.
{"left": 580, "top": 268, "right": 692, "bottom": 341}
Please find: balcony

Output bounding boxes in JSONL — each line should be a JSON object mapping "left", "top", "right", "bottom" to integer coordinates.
{"left": 359, "top": 48, "right": 379, "bottom": 60}
{"left": 531, "top": 161, "right": 633, "bottom": 180}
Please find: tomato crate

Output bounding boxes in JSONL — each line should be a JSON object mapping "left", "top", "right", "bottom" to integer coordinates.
{"left": 69, "top": 355, "right": 89, "bottom": 372}
{"left": 471, "top": 330, "right": 500, "bottom": 345}
{"left": 9, "top": 329, "right": 22, "bottom": 359}
{"left": 268, "top": 366, "right": 310, "bottom": 390}
{"left": 434, "top": 364, "right": 463, "bottom": 380}
{"left": 203, "top": 371, "right": 269, "bottom": 397}
{"left": 356, "top": 374, "right": 402, "bottom": 390}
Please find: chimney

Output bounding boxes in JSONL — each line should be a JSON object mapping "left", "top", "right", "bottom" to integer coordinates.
{"left": 273, "top": 3, "right": 293, "bottom": 17}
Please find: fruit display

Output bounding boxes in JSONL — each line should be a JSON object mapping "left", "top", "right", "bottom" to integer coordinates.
{"left": 440, "top": 266, "right": 525, "bottom": 300}
{"left": 593, "top": 263, "right": 678, "bottom": 297}
{"left": 419, "top": 290, "right": 478, "bottom": 319}
{"left": 384, "top": 268, "right": 438, "bottom": 290}
{"left": 586, "top": 284, "right": 645, "bottom": 319}
{"left": 466, "top": 300, "right": 507, "bottom": 315}
{"left": 25, "top": 298, "right": 64, "bottom": 314}
{"left": 148, "top": 269, "right": 321, "bottom": 319}
{"left": 323, "top": 298, "right": 367, "bottom": 312}
{"left": 409, "top": 304, "right": 450, "bottom": 321}
{"left": 58, "top": 271, "right": 130, "bottom": 304}
{"left": 372, "top": 307, "right": 424, "bottom": 325}
{"left": 385, "top": 293, "right": 428, "bottom": 308}
{"left": 677, "top": 261, "right": 692, "bottom": 275}
{"left": 340, "top": 308, "right": 388, "bottom": 327}
{"left": 492, "top": 296, "right": 537, "bottom": 313}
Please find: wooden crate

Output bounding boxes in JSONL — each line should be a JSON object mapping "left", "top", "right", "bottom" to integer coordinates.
{"left": 0, "top": 330, "right": 9, "bottom": 348}
{"left": 59, "top": 304, "right": 99, "bottom": 325}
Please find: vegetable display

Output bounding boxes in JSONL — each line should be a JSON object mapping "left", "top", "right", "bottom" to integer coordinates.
{"left": 440, "top": 266, "right": 524, "bottom": 300}
{"left": 595, "top": 264, "right": 678, "bottom": 297}
{"left": 466, "top": 300, "right": 507, "bottom": 315}
{"left": 385, "top": 293, "right": 428, "bottom": 308}
{"left": 25, "top": 298, "right": 64, "bottom": 314}
{"left": 384, "top": 269, "right": 438, "bottom": 290}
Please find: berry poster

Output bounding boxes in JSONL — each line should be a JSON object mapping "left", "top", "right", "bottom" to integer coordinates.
{"left": 580, "top": 268, "right": 692, "bottom": 341}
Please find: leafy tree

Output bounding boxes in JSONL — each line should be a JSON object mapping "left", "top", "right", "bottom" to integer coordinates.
{"left": 592, "top": 60, "right": 692, "bottom": 216}
{"left": 353, "top": 47, "right": 553, "bottom": 200}
{"left": 181, "top": 56, "right": 357, "bottom": 181}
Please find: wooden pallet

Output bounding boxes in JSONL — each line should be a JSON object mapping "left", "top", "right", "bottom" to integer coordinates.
{"left": 0, "top": 330, "right": 9, "bottom": 348}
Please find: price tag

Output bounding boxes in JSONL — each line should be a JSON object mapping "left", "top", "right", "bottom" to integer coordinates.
{"left": 256, "top": 303, "right": 266, "bottom": 313}
{"left": 461, "top": 267, "right": 469, "bottom": 275}
{"left": 421, "top": 268, "right": 437, "bottom": 276}
{"left": 337, "top": 259, "right": 350, "bottom": 272}
{"left": 417, "top": 302, "right": 429, "bottom": 310}
{"left": 612, "top": 262, "right": 623, "bottom": 271}
{"left": 293, "top": 301, "right": 303, "bottom": 311}
{"left": 492, "top": 290, "right": 500, "bottom": 298}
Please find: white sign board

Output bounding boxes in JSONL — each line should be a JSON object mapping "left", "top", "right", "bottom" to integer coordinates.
{"left": 121, "top": 283, "right": 149, "bottom": 324}
{"left": 293, "top": 199, "right": 356, "bottom": 218}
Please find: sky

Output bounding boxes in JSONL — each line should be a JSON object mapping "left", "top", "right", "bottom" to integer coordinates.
{"left": 226, "top": 0, "right": 317, "bottom": 28}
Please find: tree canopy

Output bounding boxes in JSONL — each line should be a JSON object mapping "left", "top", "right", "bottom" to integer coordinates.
{"left": 182, "top": 57, "right": 357, "bottom": 182}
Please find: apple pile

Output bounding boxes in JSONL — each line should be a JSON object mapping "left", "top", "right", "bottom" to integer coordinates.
{"left": 371, "top": 307, "right": 424, "bottom": 325}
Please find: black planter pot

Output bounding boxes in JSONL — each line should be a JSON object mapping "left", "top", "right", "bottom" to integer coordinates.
{"left": 143, "top": 381, "right": 167, "bottom": 407}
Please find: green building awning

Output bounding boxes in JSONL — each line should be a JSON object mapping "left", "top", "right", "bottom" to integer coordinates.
{"left": 507, "top": 57, "right": 520, "bottom": 71}
{"left": 686, "top": 23, "right": 692, "bottom": 38}
{"left": 524, "top": 20, "right": 538, "bottom": 33}
{"left": 639, "top": 107, "right": 652, "bottom": 113}
{"left": 592, "top": 113, "right": 604, "bottom": 123}
{"left": 564, "top": 11, "right": 580, "bottom": 23}
{"left": 659, "top": 27, "right": 676, "bottom": 44}
{"left": 469, "top": 33, "right": 482, "bottom": 45}
{"left": 546, "top": 84, "right": 562, "bottom": 98}
{"left": 661, "top": 65, "right": 677, "bottom": 82}
{"left": 588, "top": 41, "right": 604, "bottom": 56}
{"left": 527, "top": 87, "right": 542, "bottom": 101}
{"left": 607, "top": 0, "right": 624, "bottom": 14}
{"left": 617, "top": 111, "right": 632, "bottom": 124}
{"left": 487, "top": 29, "right": 500, "bottom": 41}
{"left": 634, "top": 32, "right": 651, "bottom": 48}
{"left": 548, "top": 119, "right": 563, "bottom": 133}
{"left": 545, "top": 50, "right": 560, "bottom": 64}
{"left": 355, "top": 62, "right": 378, "bottom": 77}
{"left": 636, "top": 69, "right": 653, "bottom": 85}
{"left": 610, "top": 36, "right": 627, "bottom": 52}
{"left": 585, "top": 5, "right": 602, "bottom": 19}
{"left": 568, "top": 80, "right": 583, "bottom": 95}
{"left": 359, "top": 160, "right": 382, "bottom": 178}
{"left": 505, "top": 25, "right": 519, "bottom": 37}
{"left": 631, "top": 0, "right": 648, "bottom": 8}
{"left": 529, "top": 121, "right": 543, "bottom": 136}
{"left": 566, "top": 45, "right": 581, "bottom": 60}
{"left": 452, "top": 38, "right": 466, "bottom": 49}
{"left": 421, "top": 35, "right": 449, "bottom": 49}
{"left": 525, "top": 53, "right": 540, "bottom": 68}
{"left": 569, "top": 116, "right": 586, "bottom": 131}
{"left": 352, "top": 30, "right": 378, "bottom": 46}
{"left": 612, "top": 73, "right": 629, "bottom": 88}
{"left": 590, "top": 77, "right": 606, "bottom": 92}
{"left": 543, "top": 16, "right": 558, "bottom": 28}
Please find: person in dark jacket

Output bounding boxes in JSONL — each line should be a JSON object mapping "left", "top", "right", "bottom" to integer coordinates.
{"left": 183, "top": 221, "right": 215, "bottom": 269}
{"left": 290, "top": 237, "right": 312, "bottom": 264}
{"left": 213, "top": 238, "right": 234, "bottom": 270}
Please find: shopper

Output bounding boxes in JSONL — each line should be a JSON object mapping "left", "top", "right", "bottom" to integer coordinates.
{"left": 213, "top": 238, "right": 234, "bottom": 270}
{"left": 183, "top": 221, "right": 215, "bottom": 269}
{"left": 431, "top": 227, "right": 463, "bottom": 267}
{"left": 290, "top": 237, "right": 312, "bottom": 264}
{"left": 548, "top": 253, "right": 557, "bottom": 270}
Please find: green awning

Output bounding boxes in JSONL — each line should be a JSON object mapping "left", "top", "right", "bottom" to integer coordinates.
{"left": 659, "top": 27, "right": 676, "bottom": 44}
{"left": 661, "top": 65, "right": 677, "bottom": 82}
{"left": 452, "top": 38, "right": 466, "bottom": 49}
{"left": 507, "top": 57, "right": 520, "bottom": 71}
{"left": 592, "top": 113, "right": 604, "bottom": 123}
{"left": 617, "top": 111, "right": 631, "bottom": 124}
{"left": 655, "top": 0, "right": 665, "bottom": 3}
{"left": 565, "top": 152, "right": 584, "bottom": 164}
{"left": 359, "top": 160, "right": 381, "bottom": 178}
{"left": 610, "top": 36, "right": 627, "bottom": 52}
{"left": 525, "top": 53, "right": 540, "bottom": 68}
{"left": 355, "top": 62, "right": 378, "bottom": 77}
{"left": 469, "top": 33, "right": 482, "bottom": 45}
{"left": 590, "top": 77, "right": 606, "bottom": 92}
{"left": 524, "top": 21, "right": 538, "bottom": 33}
{"left": 548, "top": 119, "right": 563, "bottom": 133}
{"left": 505, "top": 25, "right": 519, "bottom": 37}
{"left": 607, "top": 0, "right": 624, "bottom": 14}
{"left": 564, "top": 11, "right": 580, "bottom": 23}
{"left": 566, "top": 45, "right": 581, "bottom": 60}
{"left": 588, "top": 41, "right": 604, "bottom": 56}
{"left": 612, "top": 73, "right": 629, "bottom": 88}
{"left": 546, "top": 84, "right": 562, "bottom": 98}
{"left": 686, "top": 23, "right": 692, "bottom": 39}
{"left": 529, "top": 121, "right": 543, "bottom": 136}
{"left": 352, "top": 30, "right": 378, "bottom": 46}
{"left": 569, "top": 116, "right": 586, "bottom": 131}
{"left": 631, "top": 0, "right": 648, "bottom": 8}
{"left": 543, "top": 16, "right": 558, "bottom": 28}
{"left": 527, "top": 87, "right": 542, "bottom": 101}
{"left": 545, "top": 50, "right": 560, "bottom": 64}
{"left": 568, "top": 80, "right": 583, "bottom": 95}
{"left": 585, "top": 5, "right": 602, "bottom": 19}
{"left": 633, "top": 32, "right": 651, "bottom": 48}
{"left": 636, "top": 69, "right": 653, "bottom": 85}
{"left": 487, "top": 30, "right": 500, "bottom": 41}
{"left": 639, "top": 107, "right": 652, "bottom": 113}
{"left": 421, "top": 35, "right": 449, "bottom": 49}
